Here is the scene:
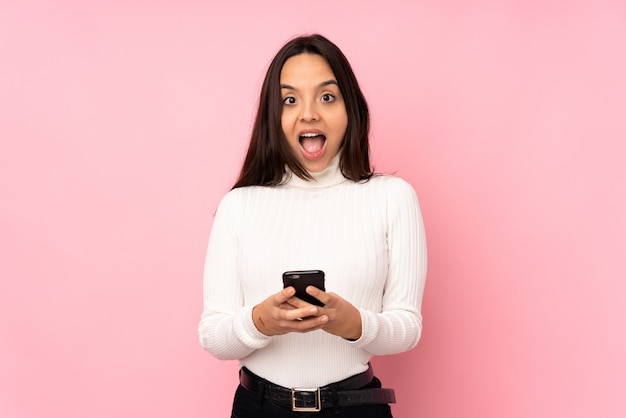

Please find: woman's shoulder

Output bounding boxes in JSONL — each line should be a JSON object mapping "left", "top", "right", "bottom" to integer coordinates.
{"left": 366, "top": 175, "right": 421, "bottom": 221}
{"left": 363, "top": 174, "right": 417, "bottom": 196}
{"left": 218, "top": 184, "right": 280, "bottom": 207}
{"left": 212, "top": 186, "right": 265, "bottom": 221}
{"left": 368, "top": 173, "right": 411, "bottom": 185}
{"left": 220, "top": 184, "right": 260, "bottom": 201}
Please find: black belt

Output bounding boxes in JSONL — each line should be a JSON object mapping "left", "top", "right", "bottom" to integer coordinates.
{"left": 239, "top": 366, "right": 396, "bottom": 412}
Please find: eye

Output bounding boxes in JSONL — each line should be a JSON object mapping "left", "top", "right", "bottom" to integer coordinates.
{"left": 283, "top": 96, "right": 296, "bottom": 105}
{"left": 321, "top": 94, "right": 335, "bottom": 103}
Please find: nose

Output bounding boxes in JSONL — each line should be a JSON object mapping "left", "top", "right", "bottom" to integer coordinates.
{"left": 300, "top": 99, "right": 320, "bottom": 122}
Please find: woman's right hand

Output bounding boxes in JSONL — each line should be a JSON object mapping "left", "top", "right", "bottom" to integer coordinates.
{"left": 252, "top": 287, "right": 329, "bottom": 336}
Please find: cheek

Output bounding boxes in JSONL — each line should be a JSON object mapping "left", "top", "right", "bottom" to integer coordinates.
{"left": 281, "top": 111, "right": 295, "bottom": 133}
{"left": 281, "top": 115, "right": 299, "bottom": 149}
{"left": 280, "top": 115, "right": 289, "bottom": 136}
{"left": 333, "top": 114, "right": 348, "bottom": 138}
{"left": 333, "top": 106, "right": 348, "bottom": 132}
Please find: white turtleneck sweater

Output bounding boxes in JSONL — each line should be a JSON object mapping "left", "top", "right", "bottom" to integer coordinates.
{"left": 198, "top": 154, "right": 427, "bottom": 388}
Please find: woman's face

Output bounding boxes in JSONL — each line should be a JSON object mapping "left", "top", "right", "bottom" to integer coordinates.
{"left": 280, "top": 53, "right": 348, "bottom": 172}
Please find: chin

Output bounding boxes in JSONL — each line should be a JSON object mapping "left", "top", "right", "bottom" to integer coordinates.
{"left": 304, "top": 160, "right": 330, "bottom": 172}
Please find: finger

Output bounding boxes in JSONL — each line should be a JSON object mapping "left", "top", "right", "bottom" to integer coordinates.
{"left": 274, "top": 286, "right": 296, "bottom": 305}
{"left": 285, "top": 295, "right": 311, "bottom": 308}
{"left": 291, "top": 314, "right": 329, "bottom": 332}
{"left": 283, "top": 305, "right": 319, "bottom": 321}
{"left": 279, "top": 301, "right": 298, "bottom": 310}
{"left": 306, "top": 286, "right": 329, "bottom": 304}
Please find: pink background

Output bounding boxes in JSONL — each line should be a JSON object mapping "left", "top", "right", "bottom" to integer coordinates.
{"left": 1, "top": 1, "right": 625, "bottom": 417}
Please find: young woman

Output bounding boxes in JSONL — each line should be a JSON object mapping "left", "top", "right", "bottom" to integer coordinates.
{"left": 199, "top": 34, "right": 427, "bottom": 418}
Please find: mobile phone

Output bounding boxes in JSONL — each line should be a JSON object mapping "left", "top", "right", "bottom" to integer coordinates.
{"left": 282, "top": 270, "right": 325, "bottom": 306}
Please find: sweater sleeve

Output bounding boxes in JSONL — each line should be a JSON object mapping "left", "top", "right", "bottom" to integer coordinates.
{"left": 350, "top": 178, "right": 427, "bottom": 355}
{"left": 198, "top": 191, "right": 271, "bottom": 360}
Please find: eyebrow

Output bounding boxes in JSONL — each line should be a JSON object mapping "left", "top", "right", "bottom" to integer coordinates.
{"left": 280, "top": 80, "right": 339, "bottom": 90}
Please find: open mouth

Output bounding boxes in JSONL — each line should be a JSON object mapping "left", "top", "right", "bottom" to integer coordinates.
{"left": 299, "top": 132, "right": 327, "bottom": 155}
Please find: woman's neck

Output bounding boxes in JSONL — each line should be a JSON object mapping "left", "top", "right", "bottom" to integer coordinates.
{"left": 283, "top": 153, "right": 348, "bottom": 189}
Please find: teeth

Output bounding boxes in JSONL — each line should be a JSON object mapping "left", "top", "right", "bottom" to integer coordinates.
{"left": 300, "top": 132, "right": 321, "bottom": 138}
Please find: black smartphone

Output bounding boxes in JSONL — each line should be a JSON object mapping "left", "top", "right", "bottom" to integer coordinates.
{"left": 282, "top": 270, "right": 325, "bottom": 306}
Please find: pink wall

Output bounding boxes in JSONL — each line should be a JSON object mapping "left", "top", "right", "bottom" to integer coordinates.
{"left": 1, "top": 1, "right": 624, "bottom": 417}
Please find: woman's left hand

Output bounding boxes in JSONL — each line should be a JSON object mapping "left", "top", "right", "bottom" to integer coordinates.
{"left": 288, "top": 287, "right": 362, "bottom": 341}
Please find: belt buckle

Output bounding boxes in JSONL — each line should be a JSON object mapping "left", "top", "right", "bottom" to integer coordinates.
{"left": 291, "top": 387, "right": 321, "bottom": 412}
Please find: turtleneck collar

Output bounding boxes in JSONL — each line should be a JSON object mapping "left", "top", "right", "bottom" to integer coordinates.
{"left": 282, "top": 152, "right": 348, "bottom": 189}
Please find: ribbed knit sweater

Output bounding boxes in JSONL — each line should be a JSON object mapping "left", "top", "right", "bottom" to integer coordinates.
{"left": 198, "top": 154, "right": 427, "bottom": 388}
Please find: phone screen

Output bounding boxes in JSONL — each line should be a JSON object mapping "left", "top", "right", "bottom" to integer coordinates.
{"left": 282, "top": 270, "right": 325, "bottom": 306}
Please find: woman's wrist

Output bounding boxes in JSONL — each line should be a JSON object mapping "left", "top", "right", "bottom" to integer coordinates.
{"left": 342, "top": 308, "right": 362, "bottom": 341}
{"left": 252, "top": 305, "right": 270, "bottom": 336}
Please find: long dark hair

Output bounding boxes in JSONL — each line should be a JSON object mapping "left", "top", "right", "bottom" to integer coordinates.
{"left": 232, "top": 34, "right": 372, "bottom": 189}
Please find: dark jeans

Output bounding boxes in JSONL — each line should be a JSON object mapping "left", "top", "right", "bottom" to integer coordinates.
{"left": 231, "top": 375, "right": 393, "bottom": 418}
